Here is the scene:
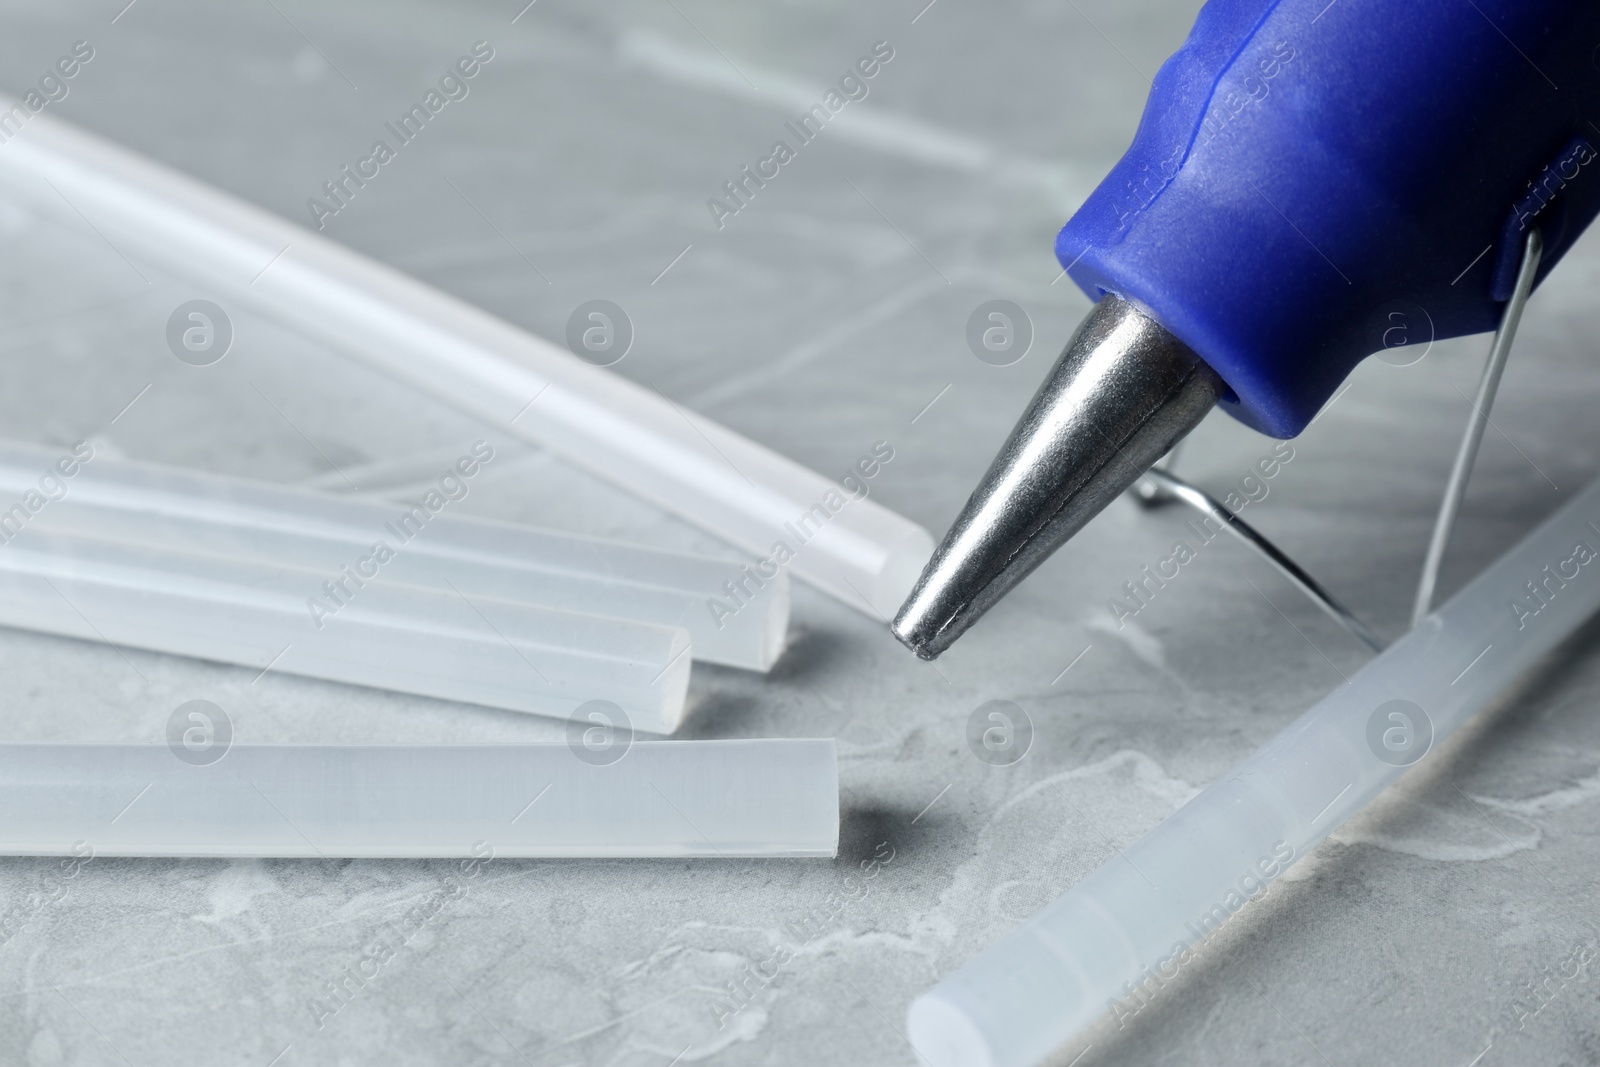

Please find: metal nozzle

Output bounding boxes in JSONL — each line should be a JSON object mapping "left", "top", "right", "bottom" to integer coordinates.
{"left": 891, "top": 296, "right": 1224, "bottom": 659}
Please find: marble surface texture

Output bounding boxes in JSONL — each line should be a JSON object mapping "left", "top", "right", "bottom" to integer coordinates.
{"left": 0, "top": 1, "right": 1597, "bottom": 1064}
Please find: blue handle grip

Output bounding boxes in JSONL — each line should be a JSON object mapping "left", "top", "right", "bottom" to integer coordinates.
{"left": 1057, "top": 0, "right": 1600, "bottom": 437}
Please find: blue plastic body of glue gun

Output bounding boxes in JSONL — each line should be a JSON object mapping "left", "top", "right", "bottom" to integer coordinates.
{"left": 1057, "top": 0, "right": 1600, "bottom": 438}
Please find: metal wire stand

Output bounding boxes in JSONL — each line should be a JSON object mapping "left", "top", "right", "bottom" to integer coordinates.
{"left": 1131, "top": 228, "right": 1545, "bottom": 652}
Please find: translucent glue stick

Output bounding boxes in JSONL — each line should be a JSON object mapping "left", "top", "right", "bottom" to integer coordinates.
{"left": 0, "top": 740, "right": 838, "bottom": 858}
{"left": 0, "top": 104, "right": 933, "bottom": 618}
{"left": 910, "top": 476, "right": 1600, "bottom": 1067}
{"left": 0, "top": 527, "right": 691, "bottom": 733}
{"left": 0, "top": 442, "right": 787, "bottom": 672}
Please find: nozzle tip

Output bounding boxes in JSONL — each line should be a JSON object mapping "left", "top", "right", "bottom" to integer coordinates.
{"left": 890, "top": 564, "right": 969, "bottom": 660}
{"left": 890, "top": 614, "right": 942, "bottom": 660}
{"left": 887, "top": 296, "right": 1222, "bottom": 658}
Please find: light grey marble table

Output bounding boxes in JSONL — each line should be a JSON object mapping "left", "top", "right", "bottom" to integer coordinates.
{"left": 0, "top": 1, "right": 1596, "bottom": 1064}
